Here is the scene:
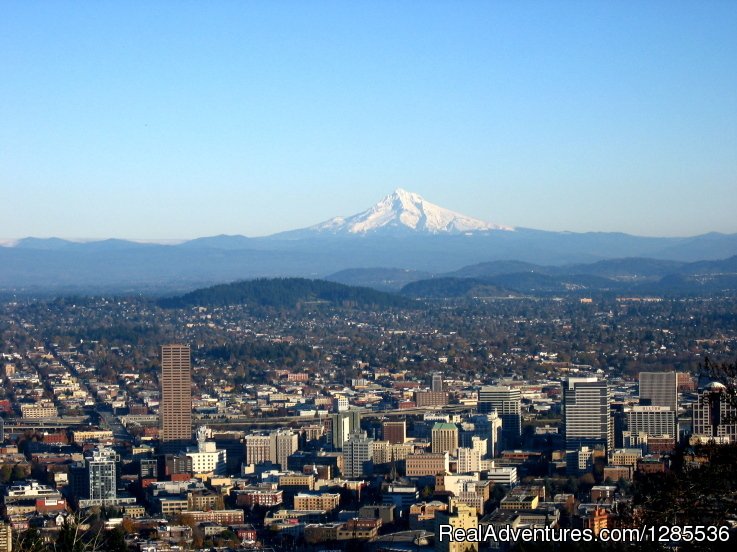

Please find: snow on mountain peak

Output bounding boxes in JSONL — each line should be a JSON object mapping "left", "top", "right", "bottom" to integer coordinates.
{"left": 311, "top": 189, "right": 513, "bottom": 235}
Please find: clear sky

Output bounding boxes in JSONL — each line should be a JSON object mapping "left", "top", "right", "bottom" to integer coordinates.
{"left": 1, "top": 1, "right": 736, "bottom": 240}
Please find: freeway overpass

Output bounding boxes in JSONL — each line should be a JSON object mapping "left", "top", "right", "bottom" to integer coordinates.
{"left": 2, "top": 416, "right": 90, "bottom": 433}
{"left": 196, "top": 403, "right": 476, "bottom": 429}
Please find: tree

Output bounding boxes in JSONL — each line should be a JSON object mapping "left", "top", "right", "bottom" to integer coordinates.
{"left": 11, "top": 463, "right": 28, "bottom": 481}
{"left": 56, "top": 515, "right": 94, "bottom": 552}
{"left": 0, "top": 465, "right": 12, "bottom": 483}
{"left": 619, "top": 357, "right": 737, "bottom": 551}
{"left": 14, "top": 528, "right": 45, "bottom": 552}
{"left": 100, "top": 529, "right": 127, "bottom": 552}
{"left": 120, "top": 517, "right": 135, "bottom": 535}
{"left": 215, "top": 529, "right": 239, "bottom": 547}
{"left": 50, "top": 514, "right": 107, "bottom": 552}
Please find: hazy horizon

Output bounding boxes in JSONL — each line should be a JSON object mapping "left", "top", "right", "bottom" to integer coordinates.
{"left": 2, "top": 184, "right": 737, "bottom": 242}
{"left": 1, "top": 185, "right": 737, "bottom": 243}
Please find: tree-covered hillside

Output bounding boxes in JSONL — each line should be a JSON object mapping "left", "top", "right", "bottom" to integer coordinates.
{"left": 158, "top": 277, "right": 416, "bottom": 309}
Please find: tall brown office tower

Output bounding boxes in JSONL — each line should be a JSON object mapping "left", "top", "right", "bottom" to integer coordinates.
{"left": 160, "top": 344, "right": 192, "bottom": 451}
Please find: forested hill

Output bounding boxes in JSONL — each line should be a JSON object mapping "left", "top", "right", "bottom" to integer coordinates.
{"left": 157, "top": 277, "right": 416, "bottom": 309}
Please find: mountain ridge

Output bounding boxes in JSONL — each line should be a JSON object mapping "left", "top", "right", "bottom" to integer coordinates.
{"left": 329, "top": 255, "right": 737, "bottom": 296}
{"left": 3, "top": 190, "right": 737, "bottom": 292}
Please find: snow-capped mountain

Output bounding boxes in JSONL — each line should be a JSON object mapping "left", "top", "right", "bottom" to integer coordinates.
{"left": 5, "top": 188, "right": 737, "bottom": 291}
{"left": 309, "top": 188, "right": 513, "bottom": 235}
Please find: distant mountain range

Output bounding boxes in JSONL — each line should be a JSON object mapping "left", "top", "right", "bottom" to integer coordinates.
{"left": 327, "top": 256, "right": 737, "bottom": 296}
{"left": 2, "top": 189, "right": 737, "bottom": 293}
{"left": 159, "top": 256, "right": 737, "bottom": 306}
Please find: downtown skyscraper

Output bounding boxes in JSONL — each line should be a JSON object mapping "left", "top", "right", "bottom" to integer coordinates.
{"left": 638, "top": 371, "right": 678, "bottom": 437}
{"left": 160, "top": 344, "right": 193, "bottom": 451}
{"left": 478, "top": 385, "right": 522, "bottom": 450}
{"left": 564, "top": 377, "right": 612, "bottom": 451}
{"left": 693, "top": 381, "right": 737, "bottom": 443}
{"left": 343, "top": 431, "right": 375, "bottom": 479}
{"left": 639, "top": 371, "right": 678, "bottom": 412}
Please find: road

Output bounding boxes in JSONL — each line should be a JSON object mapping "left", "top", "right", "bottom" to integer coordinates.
{"left": 44, "top": 340, "right": 134, "bottom": 443}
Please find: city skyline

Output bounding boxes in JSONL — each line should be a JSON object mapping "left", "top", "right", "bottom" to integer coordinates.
{"left": 1, "top": 274, "right": 736, "bottom": 547}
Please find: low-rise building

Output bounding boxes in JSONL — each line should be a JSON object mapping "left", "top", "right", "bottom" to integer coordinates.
{"left": 406, "top": 452, "right": 449, "bottom": 477}
{"left": 180, "top": 509, "right": 245, "bottom": 525}
{"left": 409, "top": 501, "right": 448, "bottom": 531}
{"left": 294, "top": 492, "right": 341, "bottom": 512}
{"left": 21, "top": 402, "right": 58, "bottom": 419}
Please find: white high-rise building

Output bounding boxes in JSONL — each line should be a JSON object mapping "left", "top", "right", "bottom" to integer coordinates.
{"left": 343, "top": 431, "right": 374, "bottom": 479}
{"left": 470, "top": 435, "right": 487, "bottom": 457}
{"left": 86, "top": 447, "right": 117, "bottom": 503}
{"left": 330, "top": 409, "right": 361, "bottom": 451}
{"left": 488, "top": 412, "right": 503, "bottom": 457}
{"left": 186, "top": 427, "right": 227, "bottom": 475}
{"left": 74, "top": 446, "right": 135, "bottom": 509}
{"left": 456, "top": 436, "right": 487, "bottom": 474}
{"left": 457, "top": 447, "right": 481, "bottom": 474}
{"left": 564, "top": 378, "right": 612, "bottom": 451}
{"left": 270, "top": 430, "right": 299, "bottom": 470}
{"left": 627, "top": 405, "right": 676, "bottom": 437}
{"left": 471, "top": 413, "right": 502, "bottom": 457}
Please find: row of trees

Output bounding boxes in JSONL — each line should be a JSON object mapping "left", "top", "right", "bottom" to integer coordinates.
{"left": 15, "top": 515, "right": 126, "bottom": 552}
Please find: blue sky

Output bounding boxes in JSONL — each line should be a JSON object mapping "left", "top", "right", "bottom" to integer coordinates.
{"left": 1, "top": 1, "right": 736, "bottom": 239}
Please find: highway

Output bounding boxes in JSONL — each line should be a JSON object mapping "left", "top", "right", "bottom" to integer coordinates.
{"left": 197, "top": 403, "right": 476, "bottom": 429}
